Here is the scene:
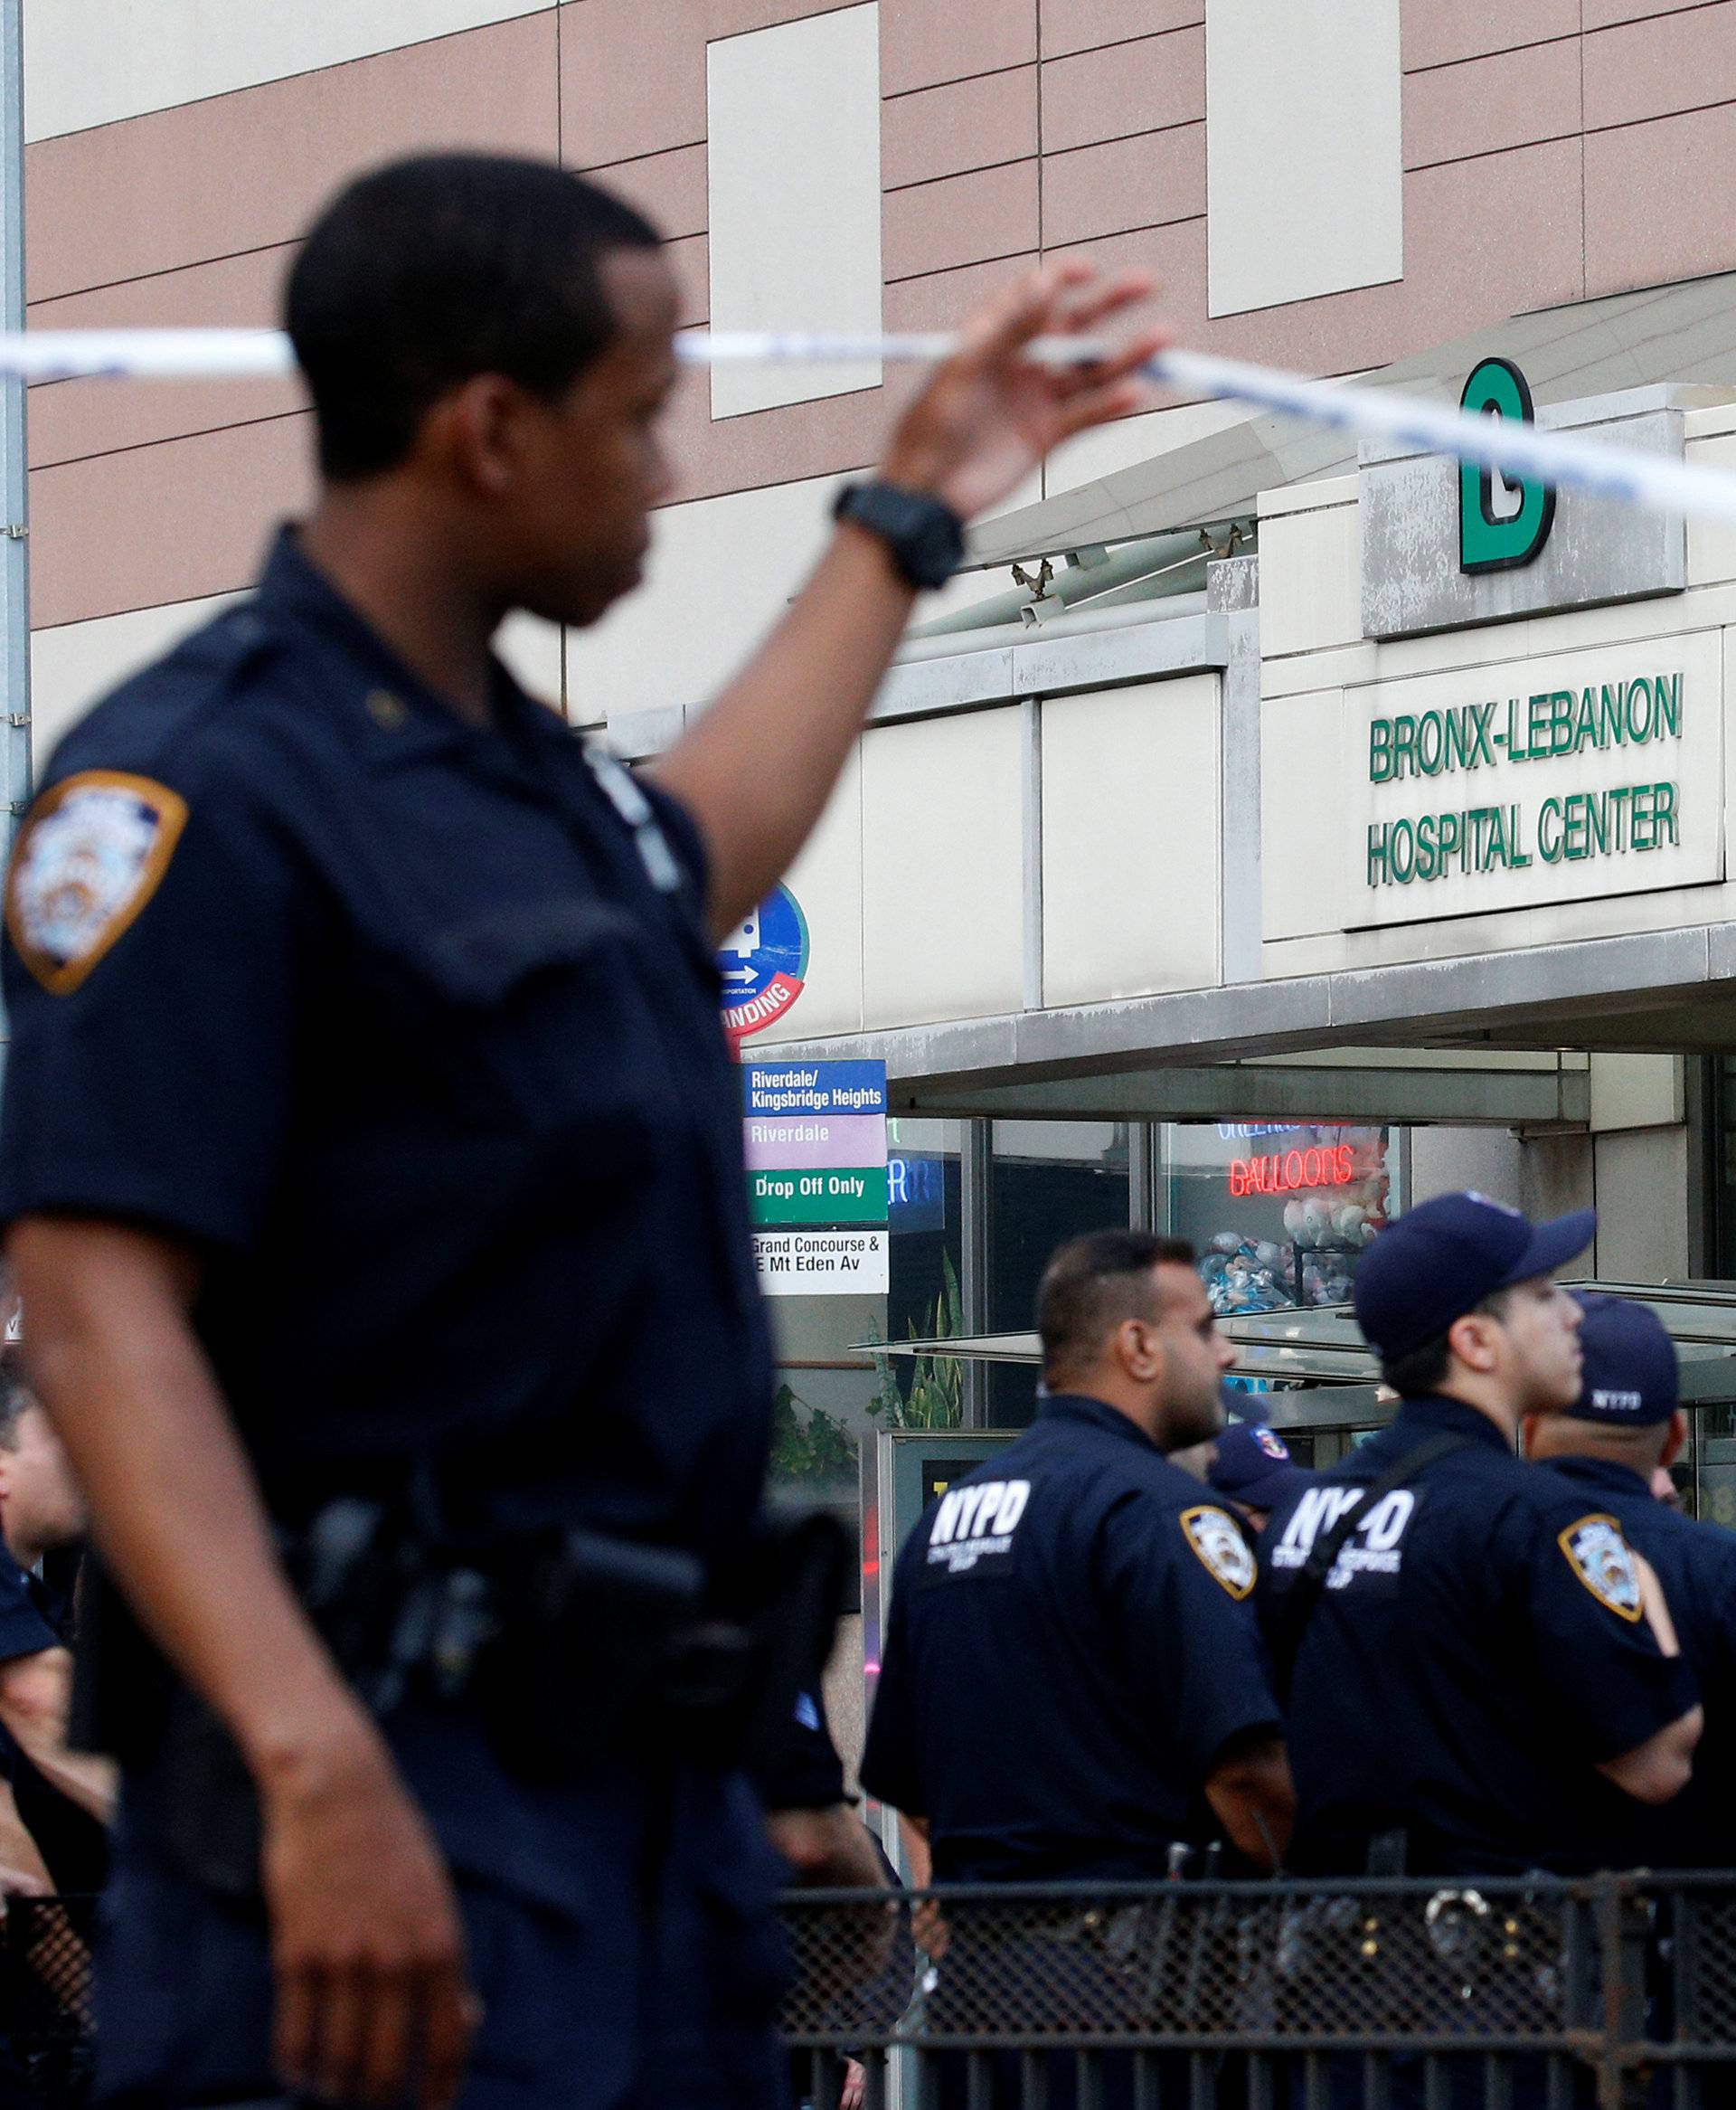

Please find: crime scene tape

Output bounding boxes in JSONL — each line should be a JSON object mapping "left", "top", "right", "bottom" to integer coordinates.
{"left": 4, "top": 323, "right": 1736, "bottom": 531}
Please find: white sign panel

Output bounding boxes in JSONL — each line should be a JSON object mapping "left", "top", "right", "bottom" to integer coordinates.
{"left": 752, "top": 1227, "right": 889, "bottom": 1297}
{"left": 1347, "top": 630, "right": 1724, "bottom": 929}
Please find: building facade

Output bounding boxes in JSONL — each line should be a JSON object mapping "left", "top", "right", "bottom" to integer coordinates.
{"left": 25, "top": 0, "right": 1736, "bottom": 1757}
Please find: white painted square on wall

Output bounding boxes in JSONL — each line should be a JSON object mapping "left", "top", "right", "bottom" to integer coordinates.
{"left": 707, "top": 4, "right": 882, "bottom": 419}
{"left": 1205, "top": 0, "right": 1402, "bottom": 317}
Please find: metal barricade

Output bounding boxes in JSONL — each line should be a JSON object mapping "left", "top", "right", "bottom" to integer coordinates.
{"left": 779, "top": 1875, "right": 1736, "bottom": 2110}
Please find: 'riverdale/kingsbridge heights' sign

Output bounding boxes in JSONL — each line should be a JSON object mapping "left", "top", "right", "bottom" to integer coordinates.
{"left": 1349, "top": 632, "right": 1723, "bottom": 928}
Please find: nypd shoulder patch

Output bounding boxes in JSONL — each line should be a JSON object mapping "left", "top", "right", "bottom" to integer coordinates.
{"left": 1559, "top": 1513, "right": 1643, "bottom": 1623}
{"left": 1181, "top": 1505, "right": 1257, "bottom": 1601}
{"left": 6, "top": 771, "right": 189, "bottom": 994}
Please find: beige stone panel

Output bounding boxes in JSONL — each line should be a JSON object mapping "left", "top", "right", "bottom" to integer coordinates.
{"left": 1041, "top": 0, "right": 1203, "bottom": 61}
{"left": 31, "top": 414, "right": 316, "bottom": 631}
{"left": 1043, "top": 395, "right": 1252, "bottom": 495}
{"left": 1584, "top": 2, "right": 1736, "bottom": 130}
{"left": 27, "top": 248, "right": 304, "bottom": 469}
{"left": 1041, "top": 677, "right": 1221, "bottom": 1005}
{"left": 758, "top": 745, "right": 865, "bottom": 1039}
{"left": 567, "top": 471, "right": 841, "bottom": 724}
{"left": 882, "top": 67, "right": 1038, "bottom": 189}
{"left": 1206, "top": 0, "right": 1401, "bottom": 317}
{"left": 24, "top": 0, "right": 556, "bottom": 144}
{"left": 1688, "top": 432, "right": 1736, "bottom": 586}
{"left": 860, "top": 707, "right": 1024, "bottom": 1026}
{"left": 883, "top": 162, "right": 1040, "bottom": 281}
{"left": 30, "top": 592, "right": 244, "bottom": 768}
{"left": 1041, "top": 27, "right": 1204, "bottom": 153}
{"left": 1589, "top": 1054, "right": 1684, "bottom": 1132}
{"left": 581, "top": 146, "right": 708, "bottom": 241}
{"left": 495, "top": 613, "right": 565, "bottom": 710}
{"left": 1258, "top": 497, "right": 1361, "bottom": 659}
{"left": 882, "top": 0, "right": 1038, "bottom": 96}
{"left": 1404, "top": 37, "right": 1582, "bottom": 168}
{"left": 1260, "top": 687, "right": 1346, "bottom": 942}
{"left": 708, "top": 6, "right": 883, "bottom": 418}
{"left": 656, "top": 360, "right": 898, "bottom": 509}
{"left": 1594, "top": 1127, "right": 1690, "bottom": 1282}
{"left": 1401, "top": 0, "right": 1579, "bottom": 72}
{"left": 1586, "top": 104, "right": 1736, "bottom": 298}
{"left": 1041, "top": 123, "right": 1204, "bottom": 247}
{"left": 27, "top": 14, "right": 560, "bottom": 305}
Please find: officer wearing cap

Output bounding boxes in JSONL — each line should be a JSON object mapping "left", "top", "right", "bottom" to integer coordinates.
{"left": 0, "top": 156, "right": 1163, "bottom": 2110}
{"left": 1260, "top": 1192, "right": 1702, "bottom": 1877}
{"left": 1208, "top": 1422, "right": 1313, "bottom": 1535}
{"left": 1524, "top": 1293, "right": 1736, "bottom": 1869}
{"left": 863, "top": 1230, "right": 1295, "bottom": 1882}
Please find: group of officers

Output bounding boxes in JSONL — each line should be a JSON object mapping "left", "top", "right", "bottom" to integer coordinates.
{"left": 863, "top": 1191, "right": 1728, "bottom": 1889}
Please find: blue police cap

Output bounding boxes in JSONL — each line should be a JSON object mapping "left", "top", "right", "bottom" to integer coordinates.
{"left": 1352, "top": 1191, "right": 1596, "bottom": 1361}
{"left": 1566, "top": 1292, "right": 1678, "bottom": 1424}
{"left": 1208, "top": 1423, "right": 1309, "bottom": 1510}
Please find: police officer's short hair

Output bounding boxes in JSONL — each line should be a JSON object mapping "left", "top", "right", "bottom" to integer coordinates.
{"left": 1380, "top": 1285, "right": 1516, "bottom": 1396}
{"left": 287, "top": 152, "right": 663, "bottom": 481}
{"left": 1038, "top": 1230, "right": 1199, "bottom": 1377}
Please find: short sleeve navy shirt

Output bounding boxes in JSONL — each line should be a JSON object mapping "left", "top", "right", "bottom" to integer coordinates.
{"left": 0, "top": 531, "right": 774, "bottom": 1558}
{"left": 1543, "top": 1454, "right": 1736, "bottom": 1870}
{"left": 1259, "top": 1395, "right": 1696, "bottom": 1876}
{"left": 0, "top": 1546, "right": 55, "bottom": 1669}
{"left": 860, "top": 1393, "right": 1282, "bottom": 1882}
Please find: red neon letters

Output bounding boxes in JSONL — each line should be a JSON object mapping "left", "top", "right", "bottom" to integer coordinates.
{"left": 1228, "top": 1144, "right": 1356, "bottom": 1198}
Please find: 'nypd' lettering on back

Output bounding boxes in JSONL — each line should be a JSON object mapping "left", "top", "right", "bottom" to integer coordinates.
{"left": 928, "top": 1479, "right": 1032, "bottom": 1573}
{"left": 1269, "top": 1483, "right": 1419, "bottom": 1585}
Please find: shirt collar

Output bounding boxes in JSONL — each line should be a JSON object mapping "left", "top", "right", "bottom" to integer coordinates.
{"left": 1545, "top": 1452, "right": 1651, "bottom": 1497}
{"left": 1394, "top": 1392, "right": 1515, "bottom": 1455}
{"left": 252, "top": 525, "right": 552, "bottom": 771}
{"left": 1037, "top": 1392, "right": 1163, "bottom": 1454}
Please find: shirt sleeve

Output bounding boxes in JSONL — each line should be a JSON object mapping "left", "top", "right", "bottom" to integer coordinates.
{"left": 0, "top": 752, "right": 316, "bottom": 1250}
{"left": 858, "top": 1582, "right": 926, "bottom": 1818}
{"left": 0, "top": 1551, "right": 57, "bottom": 1665}
{"left": 1099, "top": 1492, "right": 1282, "bottom": 1781}
{"left": 1524, "top": 1495, "right": 1697, "bottom": 1762}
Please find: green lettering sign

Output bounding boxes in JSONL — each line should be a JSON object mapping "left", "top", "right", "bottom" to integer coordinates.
{"left": 1458, "top": 357, "right": 1554, "bottom": 574}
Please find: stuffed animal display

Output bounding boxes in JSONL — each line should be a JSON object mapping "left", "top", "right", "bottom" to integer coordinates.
{"left": 1198, "top": 1131, "right": 1390, "bottom": 1314}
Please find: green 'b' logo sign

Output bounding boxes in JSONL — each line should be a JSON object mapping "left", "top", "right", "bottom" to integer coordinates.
{"left": 1458, "top": 357, "right": 1554, "bottom": 574}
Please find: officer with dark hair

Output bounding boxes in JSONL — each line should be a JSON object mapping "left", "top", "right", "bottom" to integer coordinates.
{"left": 863, "top": 1228, "right": 1295, "bottom": 1884}
{"left": 1524, "top": 1292, "right": 1736, "bottom": 1869}
{"left": 0, "top": 153, "right": 1163, "bottom": 2109}
{"left": 1260, "top": 1193, "right": 1703, "bottom": 1878}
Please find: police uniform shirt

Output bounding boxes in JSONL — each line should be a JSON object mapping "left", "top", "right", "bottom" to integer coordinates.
{"left": 1260, "top": 1394, "right": 1696, "bottom": 1877}
{"left": 859, "top": 1392, "right": 1281, "bottom": 1882}
{"left": 1544, "top": 1453, "right": 1736, "bottom": 1869}
{"left": 0, "top": 530, "right": 775, "bottom": 1909}
{"left": 0, "top": 1552, "right": 107, "bottom": 1896}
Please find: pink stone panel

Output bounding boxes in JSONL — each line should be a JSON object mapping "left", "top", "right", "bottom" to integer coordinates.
{"left": 1041, "top": 123, "right": 1204, "bottom": 248}
{"left": 1583, "top": 3, "right": 1736, "bottom": 130}
{"left": 28, "top": 14, "right": 560, "bottom": 304}
{"left": 559, "top": 0, "right": 706, "bottom": 165}
{"left": 1401, "top": 0, "right": 1580, "bottom": 72}
{"left": 1040, "top": 27, "right": 1203, "bottom": 154}
{"left": 1040, "top": 0, "right": 1202, "bottom": 61}
{"left": 882, "top": 67, "right": 1038, "bottom": 189}
{"left": 27, "top": 246, "right": 305, "bottom": 468}
{"left": 1404, "top": 37, "right": 1582, "bottom": 168}
{"left": 665, "top": 233, "right": 709, "bottom": 327}
{"left": 883, "top": 161, "right": 1041, "bottom": 280}
{"left": 582, "top": 144, "right": 707, "bottom": 241}
{"left": 657, "top": 362, "right": 897, "bottom": 506}
{"left": 31, "top": 413, "right": 317, "bottom": 630}
{"left": 1586, "top": 102, "right": 1736, "bottom": 296}
{"left": 1584, "top": 0, "right": 1713, "bottom": 29}
{"left": 882, "top": 0, "right": 1038, "bottom": 97}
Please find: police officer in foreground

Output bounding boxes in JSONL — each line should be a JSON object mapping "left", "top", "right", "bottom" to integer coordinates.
{"left": 0, "top": 155, "right": 1165, "bottom": 2110}
{"left": 1260, "top": 1193, "right": 1703, "bottom": 1878}
{"left": 862, "top": 1229, "right": 1296, "bottom": 1884}
{"left": 1524, "top": 1293, "right": 1736, "bottom": 1870}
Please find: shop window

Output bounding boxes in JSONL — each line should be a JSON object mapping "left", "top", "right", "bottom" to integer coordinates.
{"left": 1165, "top": 1121, "right": 1399, "bottom": 1316}
{"left": 986, "top": 1121, "right": 1131, "bottom": 1425}
{"left": 867, "top": 1118, "right": 966, "bottom": 1433}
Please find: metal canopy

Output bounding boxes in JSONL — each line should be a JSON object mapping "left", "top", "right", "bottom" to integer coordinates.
{"left": 967, "top": 270, "right": 1736, "bottom": 571}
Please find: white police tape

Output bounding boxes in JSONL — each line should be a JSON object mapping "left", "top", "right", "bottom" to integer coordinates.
{"left": 5, "top": 323, "right": 1736, "bottom": 531}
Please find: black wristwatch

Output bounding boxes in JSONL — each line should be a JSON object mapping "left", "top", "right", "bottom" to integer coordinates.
{"left": 833, "top": 479, "right": 966, "bottom": 591}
